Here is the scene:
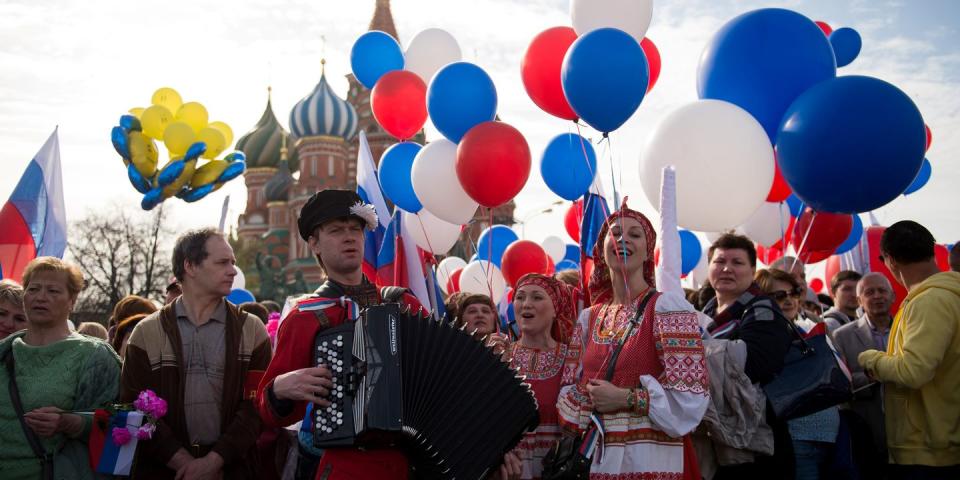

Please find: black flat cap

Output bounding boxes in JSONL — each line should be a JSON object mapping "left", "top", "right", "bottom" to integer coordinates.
{"left": 297, "top": 189, "right": 378, "bottom": 241}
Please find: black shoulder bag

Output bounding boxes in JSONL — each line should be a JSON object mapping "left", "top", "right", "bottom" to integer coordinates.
{"left": 541, "top": 291, "right": 659, "bottom": 480}
{"left": 4, "top": 350, "right": 55, "bottom": 480}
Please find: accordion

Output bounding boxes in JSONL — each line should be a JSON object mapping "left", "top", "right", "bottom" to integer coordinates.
{"left": 311, "top": 303, "right": 540, "bottom": 479}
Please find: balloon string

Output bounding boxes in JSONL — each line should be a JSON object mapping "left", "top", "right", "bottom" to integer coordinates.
{"left": 792, "top": 209, "right": 816, "bottom": 273}
{"left": 573, "top": 122, "right": 601, "bottom": 200}
{"left": 778, "top": 201, "right": 787, "bottom": 253}
{"left": 486, "top": 207, "right": 495, "bottom": 300}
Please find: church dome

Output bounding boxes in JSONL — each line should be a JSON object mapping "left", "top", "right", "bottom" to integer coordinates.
{"left": 289, "top": 70, "right": 358, "bottom": 142}
{"left": 236, "top": 94, "right": 300, "bottom": 171}
{"left": 264, "top": 158, "right": 293, "bottom": 202}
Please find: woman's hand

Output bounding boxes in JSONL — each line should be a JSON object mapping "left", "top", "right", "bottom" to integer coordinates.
{"left": 23, "top": 406, "right": 83, "bottom": 438}
{"left": 585, "top": 379, "right": 630, "bottom": 413}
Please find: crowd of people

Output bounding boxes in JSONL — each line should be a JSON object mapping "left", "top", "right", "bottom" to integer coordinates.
{"left": 0, "top": 187, "right": 958, "bottom": 480}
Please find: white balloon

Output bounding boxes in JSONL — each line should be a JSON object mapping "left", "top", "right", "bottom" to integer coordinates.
{"left": 232, "top": 265, "right": 246, "bottom": 290}
{"left": 640, "top": 99, "right": 774, "bottom": 232}
{"left": 402, "top": 209, "right": 462, "bottom": 255}
{"left": 412, "top": 139, "right": 479, "bottom": 225}
{"left": 703, "top": 227, "right": 745, "bottom": 244}
{"left": 459, "top": 260, "right": 507, "bottom": 304}
{"left": 404, "top": 28, "right": 463, "bottom": 84}
{"left": 437, "top": 256, "right": 467, "bottom": 293}
{"left": 571, "top": 0, "right": 654, "bottom": 43}
{"left": 741, "top": 201, "right": 792, "bottom": 247}
{"left": 541, "top": 235, "right": 567, "bottom": 264}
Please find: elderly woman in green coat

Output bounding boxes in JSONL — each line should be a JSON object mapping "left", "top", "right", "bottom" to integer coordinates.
{"left": 0, "top": 257, "right": 121, "bottom": 480}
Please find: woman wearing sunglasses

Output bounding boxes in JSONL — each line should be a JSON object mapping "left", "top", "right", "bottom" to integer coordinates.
{"left": 755, "top": 268, "right": 840, "bottom": 480}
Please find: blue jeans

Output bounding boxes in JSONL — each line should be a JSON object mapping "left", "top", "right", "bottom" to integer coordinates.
{"left": 793, "top": 439, "right": 834, "bottom": 480}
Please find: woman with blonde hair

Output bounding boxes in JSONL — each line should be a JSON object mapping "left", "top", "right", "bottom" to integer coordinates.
{"left": 556, "top": 203, "right": 709, "bottom": 479}
{"left": 0, "top": 257, "right": 120, "bottom": 479}
{"left": 0, "top": 279, "right": 27, "bottom": 340}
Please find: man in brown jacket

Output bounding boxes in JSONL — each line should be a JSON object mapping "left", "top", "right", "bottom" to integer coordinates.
{"left": 120, "top": 228, "right": 271, "bottom": 479}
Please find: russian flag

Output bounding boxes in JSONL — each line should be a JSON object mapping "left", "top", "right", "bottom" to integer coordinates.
{"left": 0, "top": 129, "right": 66, "bottom": 281}
{"left": 376, "top": 212, "right": 433, "bottom": 313}
{"left": 579, "top": 182, "right": 610, "bottom": 302}
{"left": 355, "top": 130, "right": 392, "bottom": 281}
{"left": 88, "top": 410, "right": 144, "bottom": 475}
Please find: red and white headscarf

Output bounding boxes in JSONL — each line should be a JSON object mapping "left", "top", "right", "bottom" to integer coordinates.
{"left": 515, "top": 273, "right": 576, "bottom": 343}
{"left": 588, "top": 200, "right": 657, "bottom": 305}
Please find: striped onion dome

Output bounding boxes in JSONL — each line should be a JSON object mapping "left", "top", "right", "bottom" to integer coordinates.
{"left": 289, "top": 72, "right": 358, "bottom": 141}
{"left": 236, "top": 95, "right": 300, "bottom": 171}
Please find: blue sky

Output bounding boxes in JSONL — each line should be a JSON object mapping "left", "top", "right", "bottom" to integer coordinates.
{"left": 1, "top": 0, "right": 958, "bottom": 252}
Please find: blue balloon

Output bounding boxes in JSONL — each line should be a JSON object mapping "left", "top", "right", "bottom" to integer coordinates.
{"left": 141, "top": 188, "right": 163, "bottom": 211}
{"left": 563, "top": 244, "right": 581, "bottom": 264}
{"left": 903, "top": 158, "right": 932, "bottom": 196}
{"left": 679, "top": 230, "right": 703, "bottom": 275}
{"left": 119, "top": 114, "right": 141, "bottom": 132}
{"left": 476, "top": 225, "right": 519, "bottom": 268}
{"left": 776, "top": 75, "right": 925, "bottom": 213}
{"left": 218, "top": 161, "right": 247, "bottom": 183}
{"left": 561, "top": 28, "right": 648, "bottom": 134}
{"left": 180, "top": 184, "right": 214, "bottom": 203}
{"left": 127, "top": 163, "right": 152, "bottom": 194}
{"left": 834, "top": 215, "right": 864, "bottom": 255}
{"left": 227, "top": 288, "right": 256, "bottom": 305}
{"left": 541, "top": 133, "right": 598, "bottom": 200}
{"left": 111, "top": 126, "right": 130, "bottom": 160}
{"left": 555, "top": 259, "right": 579, "bottom": 272}
{"left": 157, "top": 160, "right": 185, "bottom": 187}
{"left": 829, "top": 27, "right": 862, "bottom": 68}
{"left": 785, "top": 193, "right": 804, "bottom": 217}
{"left": 427, "top": 62, "right": 497, "bottom": 143}
{"left": 379, "top": 142, "right": 423, "bottom": 212}
{"left": 698, "top": 8, "right": 837, "bottom": 142}
{"left": 350, "top": 30, "right": 404, "bottom": 89}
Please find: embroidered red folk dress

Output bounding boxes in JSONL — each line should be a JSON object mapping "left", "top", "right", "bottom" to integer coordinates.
{"left": 509, "top": 327, "right": 582, "bottom": 480}
{"left": 557, "top": 292, "right": 708, "bottom": 480}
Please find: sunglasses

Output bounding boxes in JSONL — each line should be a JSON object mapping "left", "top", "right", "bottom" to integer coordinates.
{"left": 769, "top": 287, "right": 803, "bottom": 303}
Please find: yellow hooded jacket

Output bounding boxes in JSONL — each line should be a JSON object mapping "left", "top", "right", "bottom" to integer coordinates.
{"left": 859, "top": 271, "right": 960, "bottom": 466}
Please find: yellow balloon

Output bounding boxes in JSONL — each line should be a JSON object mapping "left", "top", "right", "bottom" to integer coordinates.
{"left": 128, "top": 131, "right": 159, "bottom": 178}
{"left": 197, "top": 127, "right": 226, "bottom": 159}
{"left": 128, "top": 107, "right": 145, "bottom": 119}
{"left": 151, "top": 87, "right": 183, "bottom": 113}
{"left": 191, "top": 160, "right": 228, "bottom": 187}
{"left": 163, "top": 121, "right": 196, "bottom": 156}
{"left": 176, "top": 102, "right": 209, "bottom": 133}
{"left": 207, "top": 121, "right": 234, "bottom": 148}
{"left": 141, "top": 105, "right": 173, "bottom": 140}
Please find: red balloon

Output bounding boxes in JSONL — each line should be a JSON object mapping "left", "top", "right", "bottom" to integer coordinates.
{"left": 935, "top": 244, "right": 950, "bottom": 271}
{"left": 564, "top": 200, "right": 583, "bottom": 242}
{"left": 809, "top": 278, "right": 825, "bottom": 293}
{"left": 767, "top": 159, "right": 792, "bottom": 202}
{"left": 501, "top": 240, "right": 552, "bottom": 286}
{"left": 865, "top": 226, "right": 907, "bottom": 313}
{"left": 521, "top": 27, "right": 579, "bottom": 121}
{"left": 925, "top": 123, "right": 932, "bottom": 152}
{"left": 456, "top": 122, "right": 531, "bottom": 208}
{"left": 640, "top": 37, "right": 661, "bottom": 94}
{"left": 824, "top": 255, "right": 841, "bottom": 288}
{"left": 371, "top": 70, "right": 427, "bottom": 140}
{"left": 446, "top": 268, "right": 463, "bottom": 293}
{"left": 791, "top": 208, "right": 853, "bottom": 262}
{"left": 815, "top": 21, "right": 833, "bottom": 36}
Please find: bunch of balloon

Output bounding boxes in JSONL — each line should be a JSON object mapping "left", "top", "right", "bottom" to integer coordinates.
{"left": 114, "top": 87, "right": 245, "bottom": 210}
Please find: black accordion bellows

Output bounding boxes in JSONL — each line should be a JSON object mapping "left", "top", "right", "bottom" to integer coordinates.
{"left": 312, "top": 303, "right": 540, "bottom": 479}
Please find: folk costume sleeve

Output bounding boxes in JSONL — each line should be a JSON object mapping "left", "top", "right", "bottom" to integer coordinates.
{"left": 641, "top": 292, "right": 709, "bottom": 438}
{"left": 256, "top": 307, "right": 323, "bottom": 428}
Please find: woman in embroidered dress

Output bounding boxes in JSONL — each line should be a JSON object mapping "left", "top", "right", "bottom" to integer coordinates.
{"left": 557, "top": 204, "right": 709, "bottom": 479}
{"left": 508, "top": 273, "right": 581, "bottom": 479}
